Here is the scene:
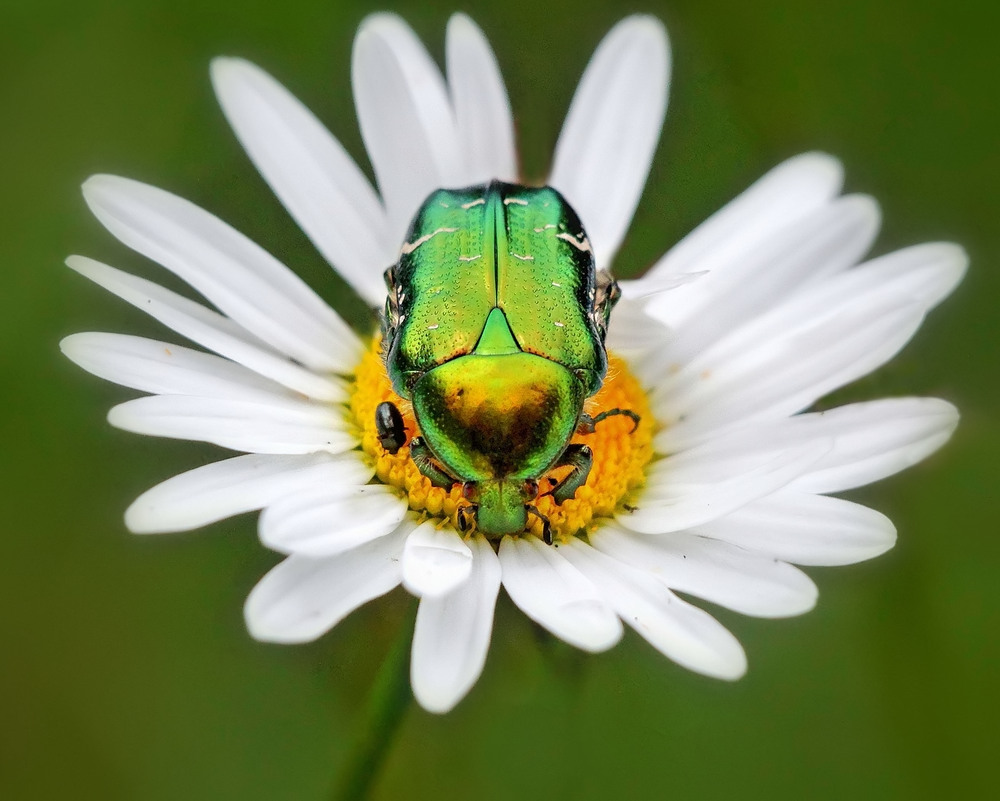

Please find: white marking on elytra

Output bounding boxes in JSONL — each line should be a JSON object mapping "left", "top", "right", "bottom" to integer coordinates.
{"left": 503, "top": 197, "right": 529, "bottom": 206}
{"left": 533, "top": 224, "right": 558, "bottom": 233}
{"left": 551, "top": 281, "right": 562, "bottom": 287}
{"left": 427, "top": 324, "right": 439, "bottom": 330}
{"left": 557, "top": 232, "right": 592, "bottom": 252}
{"left": 439, "top": 202, "right": 450, "bottom": 208}
{"left": 458, "top": 254, "right": 482, "bottom": 262}
{"left": 554, "top": 321, "right": 565, "bottom": 328}
{"left": 510, "top": 253, "right": 534, "bottom": 261}
{"left": 401, "top": 227, "right": 459, "bottom": 255}
{"left": 461, "top": 198, "right": 486, "bottom": 209}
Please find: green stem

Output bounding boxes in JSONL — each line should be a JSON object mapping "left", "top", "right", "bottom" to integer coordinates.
{"left": 330, "top": 612, "right": 414, "bottom": 801}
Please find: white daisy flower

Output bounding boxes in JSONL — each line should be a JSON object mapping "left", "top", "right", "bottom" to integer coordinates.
{"left": 62, "top": 13, "right": 964, "bottom": 715}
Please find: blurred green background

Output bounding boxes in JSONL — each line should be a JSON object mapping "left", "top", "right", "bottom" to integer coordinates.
{"left": 2, "top": 0, "right": 997, "bottom": 798}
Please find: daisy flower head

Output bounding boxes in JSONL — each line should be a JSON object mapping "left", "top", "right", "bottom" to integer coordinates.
{"left": 62, "top": 13, "right": 965, "bottom": 714}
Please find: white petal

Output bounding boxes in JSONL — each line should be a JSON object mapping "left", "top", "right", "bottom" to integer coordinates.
{"left": 755, "top": 398, "right": 959, "bottom": 494}
{"left": 260, "top": 485, "right": 409, "bottom": 556}
{"left": 67, "top": 256, "right": 343, "bottom": 401}
{"left": 550, "top": 15, "right": 669, "bottom": 267}
{"left": 654, "top": 242, "right": 967, "bottom": 449}
{"left": 643, "top": 152, "right": 844, "bottom": 326}
{"left": 605, "top": 296, "right": 676, "bottom": 372}
{"left": 82, "top": 175, "right": 363, "bottom": 372}
{"left": 498, "top": 536, "right": 622, "bottom": 651}
{"left": 445, "top": 14, "right": 517, "bottom": 184}
{"left": 108, "top": 394, "right": 353, "bottom": 455}
{"left": 653, "top": 194, "right": 881, "bottom": 363}
{"left": 60, "top": 332, "right": 321, "bottom": 401}
{"left": 560, "top": 538, "right": 746, "bottom": 679}
{"left": 245, "top": 525, "right": 408, "bottom": 643}
{"left": 656, "top": 299, "right": 926, "bottom": 451}
{"left": 694, "top": 492, "right": 897, "bottom": 566}
{"left": 125, "top": 452, "right": 373, "bottom": 534}
{"left": 593, "top": 525, "right": 818, "bottom": 618}
{"left": 605, "top": 296, "right": 697, "bottom": 393}
{"left": 617, "top": 269, "right": 705, "bottom": 301}
{"left": 211, "top": 57, "right": 392, "bottom": 307}
{"left": 353, "top": 13, "right": 464, "bottom": 245}
{"left": 401, "top": 521, "right": 474, "bottom": 598}
{"left": 411, "top": 536, "right": 501, "bottom": 713}
{"left": 623, "top": 438, "right": 830, "bottom": 533}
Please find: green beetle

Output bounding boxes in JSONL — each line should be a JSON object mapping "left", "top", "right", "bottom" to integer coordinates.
{"left": 376, "top": 181, "right": 636, "bottom": 542}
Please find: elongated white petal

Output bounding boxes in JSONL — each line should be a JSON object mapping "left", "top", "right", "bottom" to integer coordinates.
{"left": 643, "top": 152, "right": 844, "bottom": 325}
{"left": 624, "top": 439, "right": 830, "bottom": 533}
{"left": 593, "top": 525, "right": 818, "bottom": 618}
{"left": 411, "top": 536, "right": 501, "bottom": 713}
{"left": 125, "top": 453, "right": 373, "bottom": 534}
{"left": 402, "top": 521, "right": 474, "bottom": 598}
{"left": 560, "top": 538, "right": 746, "bottom": 679}
{"left": 654, "top": 195, "right": 881, "bottom": 362}
{"left": 260, "top": 485, "right": 409, "bottom": 556}
{"left": 693, "top": 492, "right": 896, "bottom": 566}
{"left": 550, "top": 15, "right": 669, "bottom": 268}
{"left": 212, "top": 57, "right": 392, "bottom": 307}
{"left": 617, "top": 269, "right": 705, "bottom": 301}
{"left": 245, "top": 525, "right": 408, "bottom": 643}
{"left": 67, "top": 257, "right": 343, "bottom": 401}
{"left": 656, "top": 298, "right": 926, "bottom": 451}
{"left": 498, "top": 536, "right": 622, "bottom": 651}
{"left": 353, "top": 13, "right": 464, "bottom": 244}
{"left": 445, "top": 14, "right": 517, "bottom": 184}
{"left": 605, "top": 297, "right": 676, "bottom": 371}
{"left": 108, "top": 395, "right": 353, "bottom": 454}
{"left": 82, "top": 175, "right": 362, "bottom": 371}
{"left": 655, "top": 242, "right": 967, "bottom": 448}
{"left": 61, "top": 332, "right": 312, "bottom": 401}
{"left": 735, "top": 398, "right": 960, "bottom": 494}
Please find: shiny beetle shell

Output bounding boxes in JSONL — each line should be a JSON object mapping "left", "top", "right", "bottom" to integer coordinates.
{"left": 379, "top": 180, "right": 620, "bottom": 538}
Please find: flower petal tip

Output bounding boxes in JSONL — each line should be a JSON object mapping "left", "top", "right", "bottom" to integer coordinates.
{"left": 208, "top": 56, "right": 249, "bottom": 91}
{"left": 355, "top": 11, "right": 409, "bottom": 40}
{"left": 410, "top": 672, "right": 468, "bottom": 715}
{"left": 446, "top": 11, "right": 476, "bottom": 34}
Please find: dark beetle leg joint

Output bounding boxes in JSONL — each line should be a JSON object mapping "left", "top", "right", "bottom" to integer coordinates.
{"left": 549, "top": 444, "right": 594, "bottom": 504}
{"left": 457, "top": 504, "right": 478, "bottom": 533}
{"left": 374, "top": 401, "right": 407, "bottom": 453}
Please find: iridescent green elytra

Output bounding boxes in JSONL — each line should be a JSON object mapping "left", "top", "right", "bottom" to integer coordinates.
{"left": 378, "top": 181, "right": 626, "bottom": 541}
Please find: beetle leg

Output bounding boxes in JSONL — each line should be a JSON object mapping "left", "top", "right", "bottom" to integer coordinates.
{"left": 374, "top": 401, "right": 407, "bottom": 453}
{"left": 456, "top": 504, "right": 478, "bottom": 534}
{"left": 549, "top": 443, "right": 593, "bottom": 504}
{"left": 409, "top": 436, "right": 457, "bottom": 489}
{"left": 526, "top": 505, "right": 553, "bottom": 545}
{"left": 577, "top": 408, "right": 640, "bottom": 434}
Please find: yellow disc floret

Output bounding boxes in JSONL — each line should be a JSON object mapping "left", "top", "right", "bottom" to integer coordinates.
{"left": 349, "top": 337, "right": 653, "bottom": 543}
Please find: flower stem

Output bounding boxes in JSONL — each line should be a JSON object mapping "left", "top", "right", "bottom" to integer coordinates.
{"left": 330, "top": 610, "right": 414, "bottom": 801}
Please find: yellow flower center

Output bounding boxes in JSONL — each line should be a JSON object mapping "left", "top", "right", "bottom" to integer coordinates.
{"left": 349, "top": 338, "right": 653, "bottom": 543}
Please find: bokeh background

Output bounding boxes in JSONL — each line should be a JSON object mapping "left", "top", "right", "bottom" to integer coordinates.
{"left": 3, "top": 0, "right": 997, "bottom": 798}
